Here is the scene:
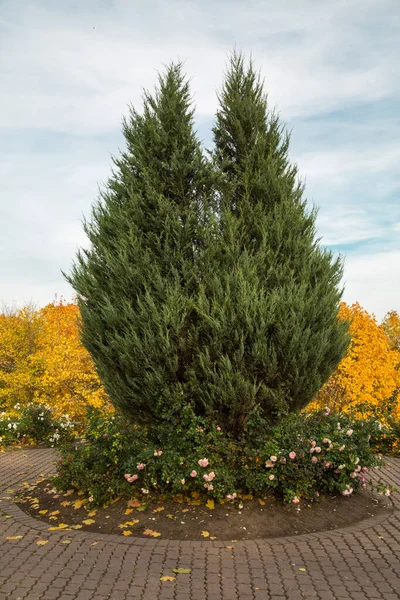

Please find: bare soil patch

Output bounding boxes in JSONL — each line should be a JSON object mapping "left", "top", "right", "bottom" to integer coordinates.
{"left": 14, "top": 479, "right": 391, "bottom": 541}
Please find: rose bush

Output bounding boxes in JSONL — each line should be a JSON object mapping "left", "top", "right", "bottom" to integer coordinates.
{"left": 53, "top": 407, "right": 382, "bottom": 507}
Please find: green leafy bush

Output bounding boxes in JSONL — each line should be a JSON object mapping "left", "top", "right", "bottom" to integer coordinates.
{"left": 0, "top": 403, "right": 76, "bottom": 447}
{"left": 53, "top": 408, "right": 382, "bottom": 506}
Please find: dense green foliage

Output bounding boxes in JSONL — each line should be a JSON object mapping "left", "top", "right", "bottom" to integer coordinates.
{"left": 54, "top": 409, "right": 383, "bottom": 506}
{"left": 67, "top": 54, "right": 349, "bottom": 435}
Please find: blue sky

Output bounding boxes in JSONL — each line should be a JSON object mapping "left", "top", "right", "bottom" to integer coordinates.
{"left": 1, "top": 0, "right": 399, "bottom": 320}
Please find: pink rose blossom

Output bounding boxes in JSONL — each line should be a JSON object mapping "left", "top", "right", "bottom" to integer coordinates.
{"left": 362, "top": 467, "right": 368, "bottom": 472}
{"left": 270, "top": 456, "right": 277, "bottom": 462}
{"left": 323, "top": 438, "right": 330, "bottom": 444}
{"left": 310, "top": 447, "right": 315, "bottom": 454}
{"left": 269, "top": 474, "right": 275, "bottom": 481}
{"left": 289, "top": 452, "right": 296, "bottom": 460}
{"left": 137, "top": 463, "right": 146, "bottom": 470}
{"left": 385, "top": 489, "right": 391, "bottom": 497}
{"left": 226, "top": 493, "right": 237, "bottom": 500}
{"left": 346, "top": 429, "right": 353, "bottom": 437}
{"left": 190, "top": 470, "right": 197, "bottom": 478}
{"left": 198, "top": 458, "right": 209, "bottom": 468}
{"left": 315, "top": 447, "right": 321, "bottom": 453}
{"left": 88, "top": 496, "right": 94, "bottom": 502}
{"left": 180, "top": 479, "right": 185, "bottom": 485}
{"left": 217, "top": 426, "right": 221, "bottom": 431}
{"left": 328, "top": 444, "right": 333, "bottom": 450}
{"left": 362, "top": 483, "right": 367, "bottom": 488}
{"left": 265, "top": 460, "right": 274, "bottom": 468}
{"left": 207, "top": 484, "right": 213, "bottom": 491}
{"left": 292, "top": 496, "right": 300, "bottom": 504}
{"left": 311, "top": 440, "right": 317, "bottom": 447}
{"left": 315, "top": 491, "right": 320, "bottom": 497}
{"left": 203, "top": 472, "right": 215, "bottom": 482}
{"left": 141, "top": 488, "right": 149, "bottom": 494}
{"left": 337, "top": 423, "right": 341, "bottom": 430}
{"left": 280, "top": 457, "right": 286, "bottom": 464}
{"left": 323, "top": 461, "right": 332, "bottom": 468}
{"left": 324, "top": 406, "right": 330, "bottom": 416}
{"left": 311, "top": 456, "right": 318, "bottom": 464}
{"left": 124, "top": 473, "right": 132, "bottom": 480}
{"left": 339, "top": 445, "right": 345, "bottom": 451}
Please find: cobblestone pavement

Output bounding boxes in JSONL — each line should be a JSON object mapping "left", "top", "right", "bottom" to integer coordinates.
{"left": 1, "top": 449, "right": 400, "bottom": 600}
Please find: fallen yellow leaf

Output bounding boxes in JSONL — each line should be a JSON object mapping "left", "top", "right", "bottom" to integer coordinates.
{"left": 61, "top": 540, "right": 71, "bottom": 544}
{"left": 50, "top": 510, "right": 60, "bottom": 516}
{"left": 153, "top": 507, "right": 165, "bottom": 513}
{"left": 299, "top": 568, "right": 307, "bottom": 572}
{"left": 118, "top": 520, "right": 139, "bottom": 528}
{"left": 71, "top": 525, "right": 82, "bottom": 530}
{"left": 82, "top": 519, "right": 95, "bottom": 525}
{"left": 87, "top": 510, "right": 97, "bottom": 517}
{"left": 73, "top": 500, "right": 84, "bottom": 510}
{"left": 127, "top": 498, "right": 142, "bottom": 508}
{"left": 258, "top": 499, "right": 265, "bottom": 506}
{"left": 91, "top": 541, "right": 98, "bottom": 546}
{"left": 166, "top": 514, "right": 174, "bottom": 519}
{"left": 160, "top": 575, "right": 176, "bottom": 582}
{"left": 122, "top": 530, "right": 132, "bottom": 536}
{"left": 201, "top": 531, "right": 210, "bottom": 538}
{"left": 60, "top": 501, "right": 70, "bottom": 507}
{"left": 6, "top": 536, "right": 23, "bottom": 540}
{"left": 38, "top": 510, "right": 48, "bottom": 515}
{"left": 172, "top": 568, "right": 191, "bottom": 574}
{"left": 143, "top": 529, "right": 161, "bottom": 537}
{"left": 36, "top": 540, "right": 49, "bottom": 546}
{"left": 206, "top": 499, "right": 215, "bottom": 510}
{"left": 124, "top": 508, "right": 133, "bottom": 515}
{"left": 210, "top": 536, "right": 217, "bottom": 540}
{"left": 191, "top": 491, "right": 200, "bottom": 500}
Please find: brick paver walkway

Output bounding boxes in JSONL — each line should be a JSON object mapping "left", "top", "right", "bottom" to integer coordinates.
{"left": 1, "top": 449, "right": 400, "bottom": 600}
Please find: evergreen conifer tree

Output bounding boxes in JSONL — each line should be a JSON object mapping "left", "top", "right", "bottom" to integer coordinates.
{"left": 190, "top": 54, "right": 349, "bottom": 433}
{"left": 68, "top": 55, "right": 349, "bottom": 438}
{"left": 67, "top": 64, "right": 214, "bottom": 424}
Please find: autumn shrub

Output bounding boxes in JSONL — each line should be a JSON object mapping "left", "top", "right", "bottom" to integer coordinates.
{"left": 53, "top": 407, "right": 382, "bottom": 507}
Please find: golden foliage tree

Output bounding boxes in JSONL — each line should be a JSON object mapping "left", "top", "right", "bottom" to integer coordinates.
{"left": 309, "top": 302, "right": 400, "bottom": 417}
{"left": 0, "top": 300, "right": 111, "bottom": 420}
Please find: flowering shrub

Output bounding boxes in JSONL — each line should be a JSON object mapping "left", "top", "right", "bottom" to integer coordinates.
{"left": 53, "top": 407, "right": 382, "bottom": 507}
{"left": 0, "top": 403, "right": 76, "bottom": 448}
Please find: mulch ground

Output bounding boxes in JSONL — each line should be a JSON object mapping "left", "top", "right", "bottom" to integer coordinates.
{"left": 14, "top": 478, "right": 391, "bottom": 541}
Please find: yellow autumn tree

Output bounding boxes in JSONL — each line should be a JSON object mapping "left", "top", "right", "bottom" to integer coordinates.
{"left": 309, "top": 302, "right": 400, "bottom": 419}
{"left": 0, "top": 305, "right": 41, "bottom": 411}
{"left": 30, "top": 301, "right": 112, "bottom": 420}
{"left": 0, "top": 300, "right": 111, "bottom": 420}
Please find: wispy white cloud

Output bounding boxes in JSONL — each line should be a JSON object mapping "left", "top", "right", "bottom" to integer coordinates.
{"left": 343, "top": 251, "right": 400, "bottom": 320}
{"left": 0, "top": 0, "right": 399, "bottom": 319}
